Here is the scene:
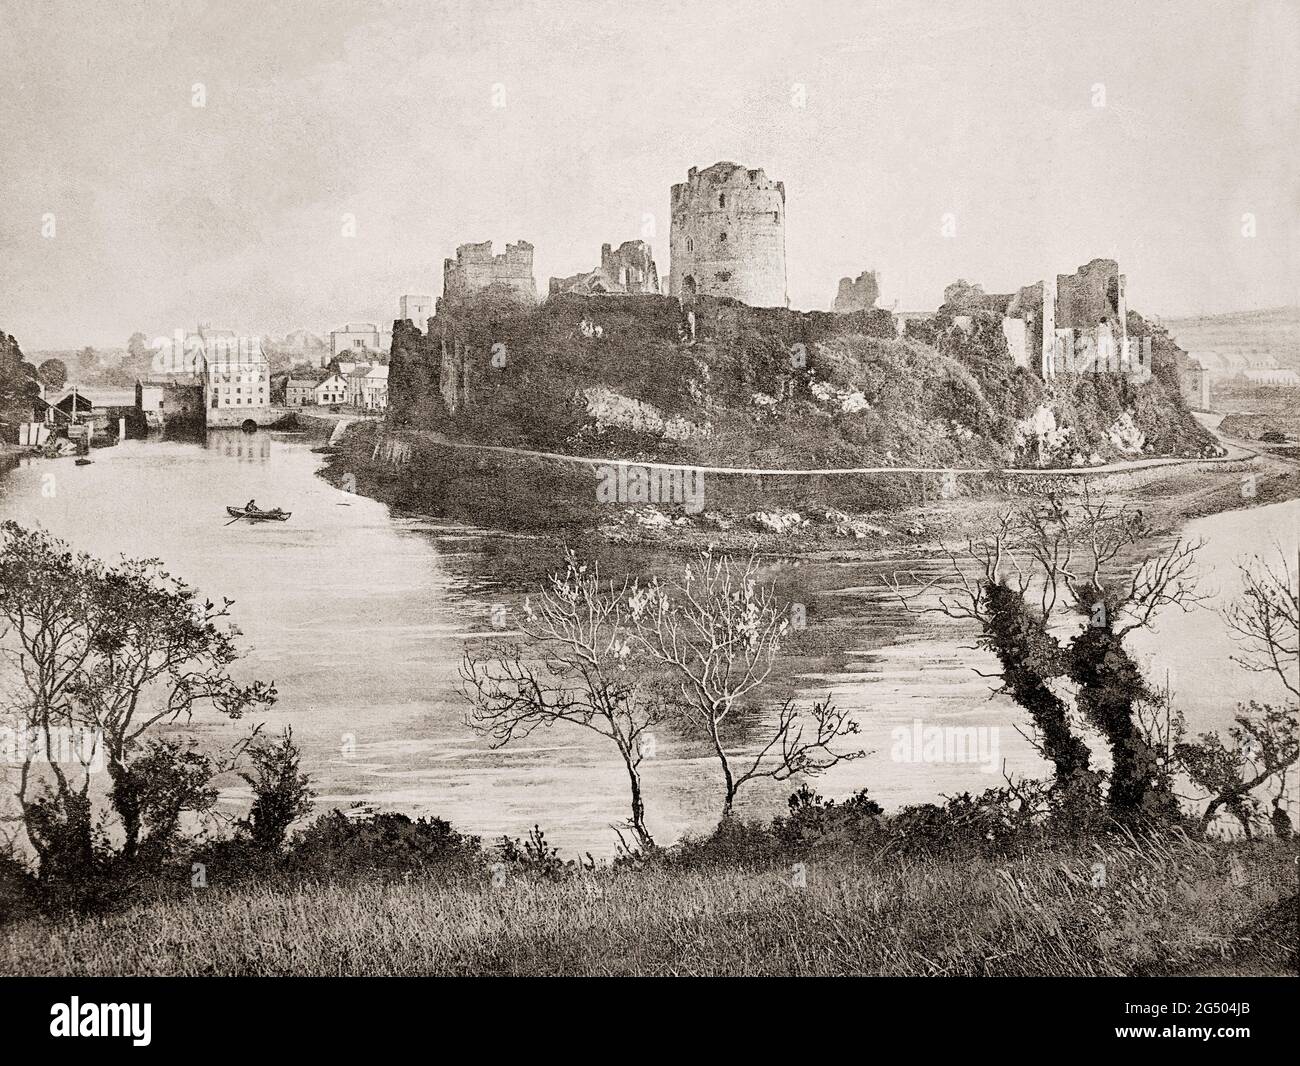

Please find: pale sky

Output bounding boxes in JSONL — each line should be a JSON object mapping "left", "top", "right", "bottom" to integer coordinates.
{"left": 1, "top": 0, "right": 1296, "bottom": 349}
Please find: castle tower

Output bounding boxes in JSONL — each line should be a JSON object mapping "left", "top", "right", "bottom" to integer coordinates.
{"left": 669, "top": 162, "right": 787, "bottom": 307}
{"left": 441, "top": 240, "right": 536, "bottom": 305}
{"left": 399, "top": 294, "right": 433, "bottom": 326}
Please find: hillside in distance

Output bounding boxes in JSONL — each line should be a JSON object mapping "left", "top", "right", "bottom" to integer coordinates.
{"left": 1165, "top": 306, "right": 1300, "bottom": 372}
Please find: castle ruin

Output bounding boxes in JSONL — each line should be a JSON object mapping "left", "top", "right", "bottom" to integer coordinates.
{"left": 833, "top": 270, "right": 880, "bottom": 313}
{"left": 441, "top": 240, "right": 537, "bottom": 305}
{"left": 1045, "top": 258, "right": 1131, "bottom": 378}
{"left": 549, "top": 240, "right": 661, "bottom": 296}
{"left": 669, "top": 162, "right": 787, "bottom": 308}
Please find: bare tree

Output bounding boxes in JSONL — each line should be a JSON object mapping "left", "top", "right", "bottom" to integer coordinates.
{"left": 460, "top": 555, "right": 664, "bottom": 849}
{"left": 1223, "top": 548, "right": 1298, "bottom": 699}
{"left": 636, "top": 551, "right": 863, "bottom": 820}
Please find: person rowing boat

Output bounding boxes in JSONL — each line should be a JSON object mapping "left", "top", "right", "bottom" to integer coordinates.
{"left": 225, "top": 503, "right": 292, "bottom": 522}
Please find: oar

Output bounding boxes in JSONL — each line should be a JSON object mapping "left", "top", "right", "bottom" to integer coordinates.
{"left": 223, "top": 511, "right": 250, "bottom": 526}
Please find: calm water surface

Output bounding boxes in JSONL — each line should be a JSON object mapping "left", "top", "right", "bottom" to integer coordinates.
{"left": 1, "top": 431, "right": 1293, "bottom": 854}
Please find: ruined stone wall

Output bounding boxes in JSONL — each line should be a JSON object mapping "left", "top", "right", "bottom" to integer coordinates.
{"left": 601, "top": 240, "right": 659, "bottom": 294}
{"left": 1055, "top": 258, "right": 1124, "bottom": 330}
{"left": 669, "top": 162, "right": 787, "bottom": 308}
{"left": 833, "top": 270, "right": 879, "bottom": 313}
{"left": 1002, "top": 317, "right": 1030, "bottom": 369}
{"left": 549, "top": 240, "right": 660, "bottom": 296}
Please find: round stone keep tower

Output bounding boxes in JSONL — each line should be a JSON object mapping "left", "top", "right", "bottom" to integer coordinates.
{"left": 669, "top": 162, "right": 787, "bottom": 308}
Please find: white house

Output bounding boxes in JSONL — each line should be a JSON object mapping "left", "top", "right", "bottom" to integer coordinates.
{"left": 314, "top": 373, "right": 348, "bottom": 406}
{"left": 356, "top": 365, "right": 389, "bottom": 411}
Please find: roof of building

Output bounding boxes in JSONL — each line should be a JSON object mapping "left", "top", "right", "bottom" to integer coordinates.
{"left": 286, "top": 378, "right": 320, "bottom": 389}
{"left": 54, "top": 387, "right": 137, "bottom": 409}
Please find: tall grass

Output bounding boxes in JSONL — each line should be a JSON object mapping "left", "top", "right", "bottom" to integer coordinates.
{"left": 3, "top": 831, "right": 1293, "bottom": 976}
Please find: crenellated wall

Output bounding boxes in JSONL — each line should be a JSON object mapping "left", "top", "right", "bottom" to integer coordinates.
{"left": 441, "top": 240, "right": 537, "bottom": 305}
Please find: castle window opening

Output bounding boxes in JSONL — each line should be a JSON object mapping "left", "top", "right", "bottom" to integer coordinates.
{"left": 718, "top": 194, "right": 725, "bottom": 207}
{"left": 719, "top": 231, "right": 727, "bottom": 242}
{"left": 773, "top": 211, "right": 780, "bottom": 223}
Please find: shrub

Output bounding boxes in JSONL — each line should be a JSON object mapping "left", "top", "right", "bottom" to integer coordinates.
{"left": 771, "top": 784, "right": 884, "bottom": 849}
{"left": 285, "top": 808, "right": 483, "bottom": 882}
{"left": 237, "top": 728, "right": 315, "bottom": 852}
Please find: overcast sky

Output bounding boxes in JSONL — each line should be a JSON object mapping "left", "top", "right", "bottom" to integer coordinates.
{"left": 1, "top": 0, "right": 1296, "bottom": 350}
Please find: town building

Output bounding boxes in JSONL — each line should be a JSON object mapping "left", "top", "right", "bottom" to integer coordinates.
{"left": 198, "top": 329, "right": 275, "bottom": 428}
{"left": 399, "top": 294, "right": 433, "bottom": 326}
{"left": 330, "top": 322, "right": 388, "bottom": 358}
{"left": 337, "top": 360, "right": 371, "bottom": 379}
{"left": 1179, "top": 361, "right": 1212, "bottom": 410}
{"left": 285, "top": 378, "right": 320, "bottom": 406}
{"left": 354, "top": 365, "right": 389, "bottom": 411}
{"left": 50, "top": 387, "right": 143, "bottom": 438}
{"left": 1237, "top": 366, "right": 1300, "bottom": 386}
{"left": 345, "top": 365, "right": 373, "bottom": 407}
{"left": 135, "top": 382, "right": 166, "bottom": 428}
{"left": 315, "top": 373, "right": 348, "bottom": 406}
{"left": 669, "top": 161, "right": 787, "bottom": 308}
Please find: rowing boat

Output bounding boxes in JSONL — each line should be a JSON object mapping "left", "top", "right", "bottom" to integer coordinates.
{"left": 226, "top": 506, "right": 292, "bottom": 525}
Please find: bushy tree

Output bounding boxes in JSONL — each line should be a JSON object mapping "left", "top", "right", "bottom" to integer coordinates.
{"left": 37, "top": 357, "right": 67, "bottom": 390}
{"left": 0, "top": 522, "right": 276, "bottom": 892}
{"left": 238, "top": 727, "right": 315, "bottom": 851}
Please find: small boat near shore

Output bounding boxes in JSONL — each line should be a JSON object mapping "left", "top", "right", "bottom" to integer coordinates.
{"left": 226, "top": 505, "right": 291, "bottom": 522}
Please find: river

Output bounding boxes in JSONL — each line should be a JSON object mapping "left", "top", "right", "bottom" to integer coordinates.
{"left": 1, "top": 430, "right": 1294, "bottom": 854}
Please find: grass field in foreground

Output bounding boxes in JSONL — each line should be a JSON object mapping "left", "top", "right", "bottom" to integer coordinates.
{"left": 2, "top": 832, "right": 1295, "bottom": 976}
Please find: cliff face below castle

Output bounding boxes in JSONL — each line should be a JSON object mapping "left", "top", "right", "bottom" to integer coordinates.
{"left": 387, "top": 294, "right": 1214, "bottom": 471}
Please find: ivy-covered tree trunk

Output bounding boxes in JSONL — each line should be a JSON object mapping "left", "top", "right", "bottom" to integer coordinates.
{"left": 1069, "top": 623, "right": 1178, "bottom": 821}
{"left": 982, "top": 582, "right": 1094, "bottom": 788}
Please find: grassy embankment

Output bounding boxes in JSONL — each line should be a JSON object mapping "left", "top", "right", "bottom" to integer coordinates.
{"left": 2, "top": 830, "right": 1295, "bottom": 977}
{"left": 318, "top": 414, "right": 1296, "bottom": 555}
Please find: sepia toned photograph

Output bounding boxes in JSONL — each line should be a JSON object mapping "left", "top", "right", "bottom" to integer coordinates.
{"left": 0, "top": 0, "right": 1296, "bottom": 1043}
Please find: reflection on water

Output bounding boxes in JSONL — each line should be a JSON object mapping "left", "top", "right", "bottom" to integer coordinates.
{"left": 206, "top": 430, "right": 272, "bottom": 461}
{"left": 0, "top": 431, "right": 1293, "bottom": 854}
